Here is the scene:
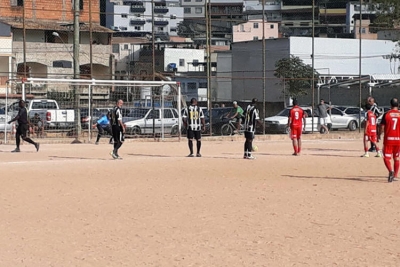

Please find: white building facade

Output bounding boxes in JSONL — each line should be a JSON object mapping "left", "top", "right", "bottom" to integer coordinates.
{"left": 112, "top": 0, "right": 183, "bottom": 36}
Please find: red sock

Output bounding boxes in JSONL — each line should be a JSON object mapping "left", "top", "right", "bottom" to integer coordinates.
{"left": 395, "top": 160, "right": 399, "bottom": 177}
{"left": 293, "top": 146, "right": 298, "bottom": 154}
{"left": 297, "top": 146, "right": 301, "bottom": 153}
{"left": 364, "top": 147, "right": 368, "bottom": 152}
{"left": 384, "top": 158, "right": 393, "bottom": 172}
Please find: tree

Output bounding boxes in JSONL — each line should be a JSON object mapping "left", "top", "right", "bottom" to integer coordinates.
{"left": 371, "top": 0, "right": 400, "bottom": 30}
{"left": 274, "top": 55, "right": 319, "bottom": 98}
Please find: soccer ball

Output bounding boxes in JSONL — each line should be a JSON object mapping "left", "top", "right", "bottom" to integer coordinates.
{"left": 252, "top": 145, "right": 258, "bottom": 152}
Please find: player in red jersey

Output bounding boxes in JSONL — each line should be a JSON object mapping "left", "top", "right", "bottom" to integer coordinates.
{"left": 378, "top": 98, "right": 400, "bottom": 182}
{"left": 361, "top": 103, "right": 382, "bottom": 158}
{"left": 287, "top": 99, "right": 306, "bottom": 156}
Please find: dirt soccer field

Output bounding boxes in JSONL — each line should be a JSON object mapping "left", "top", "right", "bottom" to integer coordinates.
{"left": 0, "top": 136, "right": 400, "bottom": 267}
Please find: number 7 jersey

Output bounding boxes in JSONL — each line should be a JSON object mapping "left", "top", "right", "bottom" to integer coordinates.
{"left": 381, "top": 109, "right": 400, "bottom": 145}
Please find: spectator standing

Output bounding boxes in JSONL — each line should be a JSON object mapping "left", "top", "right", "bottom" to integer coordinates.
{"left": 288, "top": 99, "right": 306, "bottom": 156}
{"left": 317, "top": 99, "right": 331, "bottom": 134}
{"left": 378, "top": 98, "right": 400, "bottom": 182}
{"left": 182, "top": 98, "right": 205, "bottom": 157}
{"left": 8, "top": 100, "right": 39, "bottom": 152}
{"left": 30, "top": 113, "right": 44, "bottom": 138}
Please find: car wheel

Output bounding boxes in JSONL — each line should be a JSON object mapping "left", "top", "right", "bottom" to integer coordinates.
{"left": 129, "top": 126, "right": 141, "bottom": 136}
{"left": 284, "top": 126, "right": 290, "bottom": 134}
{"left": 221, "top": 124, "right": 233, "bottom": 136}
{"left": 171, "top": 125, "right": 179, "bottom": 136}
{"left": 348, "top": 120, "right": 357, "bottom": 131}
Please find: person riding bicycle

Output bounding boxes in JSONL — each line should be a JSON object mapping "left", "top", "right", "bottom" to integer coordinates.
{"left": 227, "top": 101, "right": 244, "bottom": 133}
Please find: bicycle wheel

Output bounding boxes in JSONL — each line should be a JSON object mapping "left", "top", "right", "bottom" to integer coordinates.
{"left": 221, "top": 124, "right": 233, "bottom": 136}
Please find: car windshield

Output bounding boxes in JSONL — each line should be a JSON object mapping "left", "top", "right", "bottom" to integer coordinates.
{"left": 276, "top": 109, "right": 290, "bottom": 117}
{"left": 128, "top": 108, "right": 149, "bottom": 118}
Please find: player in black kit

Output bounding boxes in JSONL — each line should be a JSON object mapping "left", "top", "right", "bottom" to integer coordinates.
{"left": 8, "top": 100, "right": 40, "bottom": 152}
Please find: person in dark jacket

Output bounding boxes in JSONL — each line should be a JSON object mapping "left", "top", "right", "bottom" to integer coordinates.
{"left": 8, "top": 100, "right": 39, "bottom": 152}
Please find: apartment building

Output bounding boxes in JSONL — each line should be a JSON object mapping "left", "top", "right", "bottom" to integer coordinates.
{"left": 0, "top": 0, "right": 113, "bottom": 94}
{"left": 107, "top": 0, "right": 183, "bottom": 36}
{"left": 232, "top": 19, "right": 279, "bottom": 42}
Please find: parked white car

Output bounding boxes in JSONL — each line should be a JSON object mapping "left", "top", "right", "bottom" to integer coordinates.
{"left": 264, "top": 106, "right": 319, "bottom": 134}
{"left": 0, "top": 115, "right": 12, "bottom": 135}
{"left": 124, "top": 108, "right": 180, "bottom": 136}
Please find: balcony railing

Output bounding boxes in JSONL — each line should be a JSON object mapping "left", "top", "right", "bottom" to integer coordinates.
{"left": 154, "top": 6, "right": 169, "bottom": 14}
{"left": 130, "top": 19, "right": 146, "bottom": 25}
{"left": 154, "top": 20, "right": 169, "bottom": 26}
{"left": 130, "top": 5, "right": 145, "bottom": 13}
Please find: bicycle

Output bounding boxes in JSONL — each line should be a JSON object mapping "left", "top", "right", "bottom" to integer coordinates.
{"left": 220, "top": 118, "right": 244, "bottom": 136}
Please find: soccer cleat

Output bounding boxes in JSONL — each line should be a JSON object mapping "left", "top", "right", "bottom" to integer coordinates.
{"left": 375, "top": 151, "right": 383, "bottom": 158}
{"left": 11, "top": 148, "right": 20, "bottom": 153}
{"left": 187, "top": 154, "right": 194, "bottom": 157}
{"left": 388, "top": 171, "right": 395, "bottom": 183}
{"left": 110, "top": 151, "right": 118, "bottom": 159}
{"left": 361, "top": 153, "right": 369, "bottom": 158}
{"left": 292, "top": 152, "right": 298, "bottom": 156}
{"left": 246, "top": 155, "right": 256, "bottom": 160}
{"left": 368, "top": 147, "right": 377, "bottom": 152}
{"left": 196, "top": 153, "right": 202, "bottom": 157}
{"left": 95, "top": 142, "right": 99, "bottom": 145}
{"left": 35, "top": 143, "right": 40, "bottom": 152}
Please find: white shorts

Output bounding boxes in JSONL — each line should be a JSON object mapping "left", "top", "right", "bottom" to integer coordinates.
{"left": 319, "top": 117, "right": 328, "bottom": 125}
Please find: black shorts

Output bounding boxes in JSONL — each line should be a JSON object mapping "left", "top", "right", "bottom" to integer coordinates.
{"left": 17, "top": 124, "right": 29, "bottom": 138}
{"left": 112, "top": 125, "right": 124, "bottom": 142}
{"left": 244, "top": 131, "right": 254, "bottom": 140}
{"left": 187, "top": 129, "right": 201, "bottom": 140}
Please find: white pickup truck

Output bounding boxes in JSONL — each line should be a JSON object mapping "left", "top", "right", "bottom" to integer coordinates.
{"left": 8, "top": 99, "right": 75, "bottom": 129}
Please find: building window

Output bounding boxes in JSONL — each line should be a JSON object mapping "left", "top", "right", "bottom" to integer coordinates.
{"left": 195, "top": 0, "right": 202, "bottom": 2}
{"left": 112, "top": 44, "right": 119, "bottom": 53}
{"left": 253, "top": 36, "right": 259, "bottom": 40}
{"left": 361, "top": 28, "right": 366, "bottom": 34}
{"left": 253, "top": 23, "right": 259, "bottom": 29}
{"left": 270, "top": 24, "right": 274, "bottom": 29}
{"left": 240, "top": 25, "right": 244, "bottom": 32}
{"left": 158, "top": 27, "right": 164, "bottom": 31}
{"left": 121, "top": 14, "right": 128, "bottom": 18}
{"left": 179, "top": 59, "right": 185, "bottom": 67}
{"left": 184, "top": 0, "right": 191, "bottom": 2}
{"left": 134, "top": 26, "right": 141, "bottom": 30}
{"left": 124, "top": 44, "right": 129, "bottom": 50}
{"left": 187, "top": 82, "right": 197, "bottom": 91}
{"left": 195, "top": 7, "right": 202, "bottom": 14}
{"left": 184, "top": 7, "right": 191, "bottom": 13}
{"left": 199, "top": 82, "right": 207, "bottom": 88}
{"left": 11, "top": 0, "right": 24, "bottom": 6}
{"left": 120, "top": 26, "right": 127, "bottom": 30}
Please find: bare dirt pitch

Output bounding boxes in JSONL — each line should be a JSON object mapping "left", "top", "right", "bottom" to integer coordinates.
{"left": 1, "top": 136, "right": 400, "bottom": 267}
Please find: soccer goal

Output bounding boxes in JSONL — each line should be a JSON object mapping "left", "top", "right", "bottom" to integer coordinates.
{"left": 2, "top": 78, "right": 184, "bottom": 144}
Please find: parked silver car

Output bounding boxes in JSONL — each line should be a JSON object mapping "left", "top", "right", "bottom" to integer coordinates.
{"left": 329, "top": 106, "right": 365, "bottom": 131}
{"left": 124, "top": 108, "right": 180, "bottom": 136}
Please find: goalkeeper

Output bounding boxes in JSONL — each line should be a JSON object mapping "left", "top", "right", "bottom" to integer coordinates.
{"left": 93, "top": 112, "right": 113, "bottom": 145}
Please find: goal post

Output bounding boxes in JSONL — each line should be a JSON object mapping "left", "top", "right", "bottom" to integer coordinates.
{"left": 2, "top": 78, "right": 183, "bottom": 143}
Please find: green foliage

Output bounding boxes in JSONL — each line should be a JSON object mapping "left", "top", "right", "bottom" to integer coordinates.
{"left": 371, "top": 0, "right": 400, "bottom": 30}
{"left": 274, "top": 55, "right": 319, "bottom": 98}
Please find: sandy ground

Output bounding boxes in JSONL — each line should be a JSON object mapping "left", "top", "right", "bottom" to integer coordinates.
{"left": 0, "top": 136, "right": 400, "bottom": 267}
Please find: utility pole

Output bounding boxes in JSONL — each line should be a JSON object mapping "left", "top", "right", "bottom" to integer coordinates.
{"left": 262, "top": 0, "right": 266, "bottom": 135}
{"left": 22, "top": 4, "right": 27, "bottom": 101}
{"left": 72, "top": 0, "right": 82, "bottom": 143}
{"left": 205, "top": 0, "right": 212, "bottom": 135}
{"left": 311, "top": 0, "right": 315, "bottom": 133}
{"left": 151, "top": 0, "right": 156, "bottom": 138}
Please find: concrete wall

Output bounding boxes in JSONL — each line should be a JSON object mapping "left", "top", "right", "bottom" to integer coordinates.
{"left": 215, "top": 52, "right": 232, "bottom": 101}
{"left": 164, "top": 48, "right": 205, "bottom": 72}
{"left": 232, "top": 19, "right": 279, "bottom": 42}
{"left": 231, "top": 38, "right": 290, "bottom": 103}
{"left": 0, "top": 0, "right": 100, "bottom": 23}
{"left": 290, "top": 37, "right": 399, "bottom": 75}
